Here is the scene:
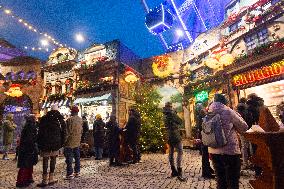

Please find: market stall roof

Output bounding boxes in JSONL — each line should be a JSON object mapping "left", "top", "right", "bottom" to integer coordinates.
{"left": 74, "top": 93, "right": 111, "bottom": 104}
{"left": 42, "top": 98, "right": 70, "bottom": 109}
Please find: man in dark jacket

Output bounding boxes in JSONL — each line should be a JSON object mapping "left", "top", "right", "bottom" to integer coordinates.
{"left": 37, "top": 104, "right": 66, "bottom": 187}
{"left": 125, "top": 108, "right": 141, "bottom": 164}
{"left": 163, "top": 102, "right": 186, "bottom": 181}
{"left": 81, "top": 115, "right": 89, "bottom": 143}
{"left": 93, "top": 114, "right": 105, "bottom": 160}
{"left": 106, "top": 115, "right": 121, "bottom": 166}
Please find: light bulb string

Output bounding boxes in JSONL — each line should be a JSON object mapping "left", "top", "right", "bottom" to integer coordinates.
{"left": 0, "top": 5, "right": 75, "bottom": 51}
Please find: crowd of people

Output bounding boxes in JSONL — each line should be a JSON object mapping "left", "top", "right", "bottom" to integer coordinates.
{"left": 0, "top": 104, "right": 142, "bottom": 188}
{"left": 1, "top": 93, "right": 284, "bottom": 189}
{"left": 193, "top": 93, "right": 284, "bottom": 189}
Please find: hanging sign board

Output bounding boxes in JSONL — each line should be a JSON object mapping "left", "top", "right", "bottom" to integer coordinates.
{"left": 232, "top": 60, "right": 284, "bottom": 87}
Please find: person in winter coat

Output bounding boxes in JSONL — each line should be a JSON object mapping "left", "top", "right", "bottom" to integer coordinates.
{"left": 64, "top": 106, "right": 83, "bottom": 179}
{"left": 195, "top": 102, "right": 215, "bottom": 179}
{"left": 81, "top": 115, "right": 89, "bottom": 143}
{"left": 93, "top": 114, "right": 105, "bottom": 160}
{"left": 163, "top": 102, "right": 186, "bottom": 182}
{"left": 246, "top": 93, "right": 264, "bottom": 177}
{"left": 16, "top": 115, "right": 38, "bottom": 188}
{"left": 125, "top": 108, "right": 141, "bottom": 164}
{"left": 236, "top": 97, "right": 251, "bottom": 169}
{"left": 106, "top": 115, "right": 122, "bottom": 166}
{"left": 37, "top": 104, "right": 66, "bottom": 187}
{"left": 208, "top": 94, "right": 248, "bottom": 189}
{"left": 1, "top": 113, "right": 16, "bottom": 160}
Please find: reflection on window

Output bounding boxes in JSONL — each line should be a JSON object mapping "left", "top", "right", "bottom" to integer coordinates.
{"left": 245, "top": 28, "right": 269, "bottom": 51}
{"left": 229, "top": 20, "right": 242, "bottom": 33}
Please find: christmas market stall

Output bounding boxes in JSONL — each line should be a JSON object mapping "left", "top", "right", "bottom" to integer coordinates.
{"left": 139, "top": 48, "right": 192, "bottom": 148}
{"left": 74, "top": 40, "right": 140, "bottom": 128}
{"left": 181, "top": 0, "right": 284, "bottom": 141}
{"left": 0, "top": 52, "right": 43, "bottom": 149}
{"left": 223, "top": 0, "right": 284, "bottom": 117}
{"left": 41, "top": 47, "right": 77, "bottom": 117}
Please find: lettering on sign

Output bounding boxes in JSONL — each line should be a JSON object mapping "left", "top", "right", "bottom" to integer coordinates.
{"left": 46, "top": 71, "right": 74, "bottom": 82}
{"left": 232, "top": 60, "right": 284, "bottom": 86}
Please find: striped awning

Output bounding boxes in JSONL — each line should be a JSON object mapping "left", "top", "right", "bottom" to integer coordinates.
{"left": 74, "top": 93, "right": 111, "bottom": 104}
{"left": 41, "top": 99, "right": 70, "bottom": 109}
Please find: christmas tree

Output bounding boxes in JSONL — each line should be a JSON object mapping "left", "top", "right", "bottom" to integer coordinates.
{"left": 133, "top": 84, "right": 165, "bottom": 152}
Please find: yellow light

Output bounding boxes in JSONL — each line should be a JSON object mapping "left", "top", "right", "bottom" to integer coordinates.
{"left": 18, "top": 19, "right": 23, "bottom": 22}
{"left": 4, "top": 9, "right": 11, "bottom": 14}
{"left": 28, "top": 26, "right": 32, "bottom": 30}
{"left": 24, "top": 22, "right": 28, "bottom": 26}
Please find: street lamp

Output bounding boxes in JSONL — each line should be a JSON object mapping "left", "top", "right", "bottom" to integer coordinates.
{"left": 75, "top": 33, "right": 85, "bottom": 43}
{"left": 176, "top": 29, "right": 184, "bottom": 37}
{"left": 40, "top": 39, "right": 49, "bottom": 47}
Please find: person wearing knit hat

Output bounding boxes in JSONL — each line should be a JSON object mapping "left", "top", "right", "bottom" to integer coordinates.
{"left": 93, "top": 114, "right": 105, "bottom": 160}
{"left": 63, "top": 105, "right": 83, "bottom": 179}
{"left": 214, "top": 94, "right": 228, "bottom": 105}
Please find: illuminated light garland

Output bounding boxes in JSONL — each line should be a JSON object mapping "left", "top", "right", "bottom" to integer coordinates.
{"left": 0, "top": 5, "right": 74, "bottom": 50}
{"left": 23, "top": 45, "right": 55, "bottom": 52}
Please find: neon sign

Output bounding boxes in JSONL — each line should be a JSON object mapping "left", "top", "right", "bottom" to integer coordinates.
{"left": 195, "top": 91, "right": 208, "bottom": 102}
{"left": 232, "top": 60, "right": 284, "bottom": 87}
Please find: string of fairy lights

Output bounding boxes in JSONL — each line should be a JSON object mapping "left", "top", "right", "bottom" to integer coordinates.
{"left": 0, "top": 5, "right": 75, "bottom": 52}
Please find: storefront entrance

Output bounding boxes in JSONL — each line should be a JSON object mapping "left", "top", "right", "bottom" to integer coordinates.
{"left": 239, "top": 80, "right": 284, "bottom": 117}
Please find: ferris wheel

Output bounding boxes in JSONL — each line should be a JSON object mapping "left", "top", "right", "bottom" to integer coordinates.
{"left": 142, "top": 0, "right": 231, "bottom": 53}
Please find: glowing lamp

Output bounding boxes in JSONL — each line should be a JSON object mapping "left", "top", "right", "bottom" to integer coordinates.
{"left": 195, "top": 91, "right": 209, "bottom": 102}
{"left": 145, "top": 3, "right": 173, "bottom": 35}
{"left": 125, "top": 70, "right": 139, "bottom": 83}
{"left": 4, "top": 84, "right": 23, "bottom": 97}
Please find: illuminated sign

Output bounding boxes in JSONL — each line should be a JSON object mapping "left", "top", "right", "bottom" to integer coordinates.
{"left": 195, "top": 91, "right": 209, "bottom": 102}
{"left": 233, "top": 60, "right": 284, "bottom": 86}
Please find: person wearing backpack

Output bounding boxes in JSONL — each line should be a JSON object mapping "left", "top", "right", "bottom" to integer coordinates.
{"left": 163, "top": 102, "right": 186, "bottom": 182}
{"left": 37, "top": 104, "right": 66, "bottom": 187}
{"left": 206, "top": 94, "right": 248, "bottom": 189}
{"left": 195, "top": 102, "right": 215, "bottom": 179}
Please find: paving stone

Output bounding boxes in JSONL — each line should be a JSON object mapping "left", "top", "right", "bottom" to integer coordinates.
{"left": 0, "top": 150, "right": 253, "bottom": 189}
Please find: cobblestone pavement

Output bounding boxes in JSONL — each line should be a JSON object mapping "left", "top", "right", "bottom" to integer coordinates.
{"left": 0, "top": 150, "right": 253, "bottom": 189}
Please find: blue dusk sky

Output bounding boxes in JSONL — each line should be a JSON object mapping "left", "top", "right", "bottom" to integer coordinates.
{"left": 0, "top": 0, "right": 165, "bottom": 60}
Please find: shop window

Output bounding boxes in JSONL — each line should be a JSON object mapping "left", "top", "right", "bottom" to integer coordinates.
{"left": 272, "top": 0, "right": 280, "bottom": 4}
{"left": 245, "top": 28, "right": 269, "bottom": 51}
{"left": 26, "top": 71, "right": 36, "bottom": 80}
{"left": 5, "top": 72, "right": 15, "bottom": 81}
{"left": 65, "top": 79, "right": 73, "bottom": 94}
{"left": 229, "top": 20, "right": 242, "bottom": 33}
{"left": 55, "top": 81, "right": 62, "bottom": 94}
{"left": 45, "top": 83, "right": 52, "bottom": 96}
{"left": 16, "top": 71, "right": 25, "bottom": 80}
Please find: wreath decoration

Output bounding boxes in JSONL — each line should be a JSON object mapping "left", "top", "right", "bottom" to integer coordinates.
{"left": 152, "top": 55, "right": 174, "bottom": 78}
{"left": 204, "top": 48, "right": 235, "bottom": 70}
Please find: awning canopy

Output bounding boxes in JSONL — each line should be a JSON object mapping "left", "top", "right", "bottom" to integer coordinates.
{"left": 41, "top": 99, "right": 70, "bottom": 109}
{"left": 74, "top": 93, "right": 111, "bottom": 104}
